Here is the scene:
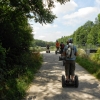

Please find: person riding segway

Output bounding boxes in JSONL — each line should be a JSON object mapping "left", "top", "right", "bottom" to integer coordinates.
{"left": 62, "top": 38, "right": 79, "bottom": 88}
{"left": 46, "top": 43, "right": 50, "bottom": 53}
{"left": 55, "top": 40, "right": 60, "bottom": 54}
{"left": 59, "top": 42, "right": 65, "bottom": 60}
{"left": 63, "top": 41, "right": 69, "bottom": 66}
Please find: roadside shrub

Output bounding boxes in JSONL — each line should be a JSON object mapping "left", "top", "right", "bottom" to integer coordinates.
{"left": 77, "top": 48, "right": 87, "bottom": 57}
{"left": 96, "top": 69, "right": 100, "bottom": 79}
{"left": 1, "top": 50, "right": 43, "bottom": 100}
{"left": 90, "top": 48, "right": 100, "bottom": 64}
{"left": 76, "top": 56, "right": 98, "bottom": 74}
{"left": 0, "top": 44, "right": 7, "bottom": 100}
{"left": 76, "top": 48, "right": 100, "bottom": 80}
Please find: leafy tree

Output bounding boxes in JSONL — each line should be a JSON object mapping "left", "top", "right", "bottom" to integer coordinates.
{"left": 0, "top": 0, "right": 70, "bottom": 24}
{"left": 0, "top": 0, "right": 71, "bottom": 99}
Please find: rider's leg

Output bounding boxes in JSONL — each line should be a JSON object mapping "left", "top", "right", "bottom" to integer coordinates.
{"left": 58, "top": 47, "right": 59, "bottom": 51}
{"left": 61, "top": 49, "right": 63, "bottom": 56}
{"left": 70, "top": 60, "right": 75, "bottom": 81}
{"left": 65, "top": 60, "right": 70, "bottom": 80}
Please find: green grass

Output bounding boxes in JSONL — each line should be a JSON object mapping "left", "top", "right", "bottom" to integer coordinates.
{"left": 76, "top": 48, "right": 100, "bottom": 80}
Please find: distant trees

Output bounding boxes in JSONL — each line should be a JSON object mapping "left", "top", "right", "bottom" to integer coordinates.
{"left": 34, "top": 39, "right": 55, "bottom": 47}
{"left": 58, "top": 13, "right": 100, "bottom": 47}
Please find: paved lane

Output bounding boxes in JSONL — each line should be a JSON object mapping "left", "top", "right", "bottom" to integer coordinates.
{"left": 23, "top": 51, "right": 100, "bottom": 100}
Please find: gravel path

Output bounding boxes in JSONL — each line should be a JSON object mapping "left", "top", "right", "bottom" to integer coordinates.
{"left": 23, "top": 51, "right": 100, "bottom": 100}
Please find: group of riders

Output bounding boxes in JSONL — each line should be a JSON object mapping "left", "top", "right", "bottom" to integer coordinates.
{"left": 55, "top": 40, "right": 65, "bottom": 54}
{"left": 46, "top": 38, "right": 77, "bottom": 82}
{"left": 46, "top": 40, "right": 65, "bottom": 54}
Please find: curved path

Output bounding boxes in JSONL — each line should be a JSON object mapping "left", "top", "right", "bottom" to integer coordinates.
{"left": 23, "top": 51, "right": 100, "bottom": 100}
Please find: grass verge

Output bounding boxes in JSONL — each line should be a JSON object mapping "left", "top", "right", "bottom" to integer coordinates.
{"left": 76, "top": 55, "right": 100, "bottom": 80}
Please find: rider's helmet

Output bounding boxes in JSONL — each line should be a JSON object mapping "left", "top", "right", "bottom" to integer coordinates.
{"left": 68, "top": 38, "right": 73, "bottom": 43}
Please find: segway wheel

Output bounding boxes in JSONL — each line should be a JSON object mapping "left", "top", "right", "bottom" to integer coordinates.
{"left": 49, "top": 51, "right": 50, "bottom": 53}
{"left": 74, "top": 75, "right": 79, "bottom": 88}
{"left": 62, "top": 75, "right": 65, "bottom": 88}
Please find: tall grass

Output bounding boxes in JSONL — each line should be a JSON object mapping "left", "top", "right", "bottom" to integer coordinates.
{"left": 76, "top": 48, "right": 100, "bottom": 80}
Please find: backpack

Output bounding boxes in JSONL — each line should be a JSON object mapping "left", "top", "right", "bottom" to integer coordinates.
{"left": 62, "top": 44, "right": 64, "bottom": 48}
{"left": 61, "top": 44, "right": 64, "bottom": 49}
{"left": 66, "top": 44, "right": 75, "bottom": 58}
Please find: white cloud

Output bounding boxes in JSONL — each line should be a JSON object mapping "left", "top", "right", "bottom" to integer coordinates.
{"left": 34, "top": 31, "right": 63, "bottom": 42}
{"left": 63, "top": 7, "right": 98, "bottom": 19}
{"left": 55, "top": 31, "right": 61, "bottom": 34}
{"left": 33, "top": 31, "right": 37, "bottom": 34}
{"left": 62, "top": 7, "right": 99, "bottom": 26}
{"left": 38, "top": 36, "right": 45, "bottom": 39}
{"left": 53, "top": 24, "right": 58, "bottom": 27}
{"left": 96, "top": 0, "right": 100, "bottom": 5}
{"left": 43, "top": 24, "right": 51, "bottom": 28}
{"left": 34, "top": 26, "right": 40, "bottom": 30}
{"left": 63, "top": 19, "right": 80, "bottom": 26}
{"left": 52, "top": 0, "right": 77, "bottom": 15}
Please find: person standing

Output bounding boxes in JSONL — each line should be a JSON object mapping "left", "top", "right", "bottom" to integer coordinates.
{"left": 60, "top": 42, "right": 65, "bottom": 56}
{"left": 56, "top": 40, "right": 60, "bottom": 51}
{"left": 63, "top": 38, "right": 77, "bottom": 81}
{"left": 46, "top": 43, "right": 50, "bottom": 50}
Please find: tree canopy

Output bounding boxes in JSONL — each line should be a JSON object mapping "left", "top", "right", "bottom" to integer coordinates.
{"left": 0, "top": 0, "right": 70, "bottom": 24}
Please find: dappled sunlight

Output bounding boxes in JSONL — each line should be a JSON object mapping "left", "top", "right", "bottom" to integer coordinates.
{"left": 23, "top": 52, "right": 100, "bottom": 100}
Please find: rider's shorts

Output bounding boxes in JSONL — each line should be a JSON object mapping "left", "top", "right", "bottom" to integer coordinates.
{"left": 65, "top": 60, "right": 75, "bottom": 76}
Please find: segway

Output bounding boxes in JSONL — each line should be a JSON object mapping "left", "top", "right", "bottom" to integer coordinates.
{"left": 59, "top": 55, "right": 65, "bottom": 61}
{"left": 62, "top": 64, "right": 79, "bottom": 88}
{"left": 55, "top": 48, "right": 60, "bottom": 54}
{"left": 46, "top": 49, "right": 50, "bottom": 53}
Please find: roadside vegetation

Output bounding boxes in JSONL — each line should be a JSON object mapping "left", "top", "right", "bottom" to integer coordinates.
{"left": 76, "top": 48, "right": 100, "bottom": 80}
{"left": 31, "top": 46, "right": 56, "bottom": 52}
{"left": 0, "top": 0, "right": 69, "bottom": 100}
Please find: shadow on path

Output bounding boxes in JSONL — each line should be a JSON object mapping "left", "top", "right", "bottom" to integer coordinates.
{"left": 23, "top": 51, "right": 100, "bottom": 100}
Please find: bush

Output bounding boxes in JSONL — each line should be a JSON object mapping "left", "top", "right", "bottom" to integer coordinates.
{"left": 0, "top": 50, "right": 43, "bottom": 100}
{"left": 0, "top": 44, "right": 7, "bottom": 99}
{"left": 90, "top": 48, "right": 100, "bottom": 64}
{"left": 76, "top": 48, "right": 100, "bottom": 80}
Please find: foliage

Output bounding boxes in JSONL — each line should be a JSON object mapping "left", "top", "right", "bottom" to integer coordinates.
{"left": 90, "top": 48, "right": 100, "bottom": 64}
{"left": 0, "top": 0, "right": 70, "bottom": 24}
{"left": 1, "top": 51, "right": 43, "bottom": 100}
{"left": 57, "top": 14, "right": 100, "bottom": 48}
{"left": 0, "top": 0, "right": 70, "bottom": 99}
{"left": 76, "top": 49, "right": 100, "bottom": 80}
{"left": 34, "top": 39, "right": 55, "bottom": 47}
{"left": 0, "top": 44, "right": 7, "bottom": 99}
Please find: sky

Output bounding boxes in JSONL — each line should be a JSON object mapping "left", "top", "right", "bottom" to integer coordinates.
{"left": 29, "top": 0, "right": 100, "bottom": 42}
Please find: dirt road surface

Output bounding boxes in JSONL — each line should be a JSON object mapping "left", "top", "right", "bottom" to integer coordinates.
{"left": 23, "top": 51, "right": 100, "bottom": 100}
